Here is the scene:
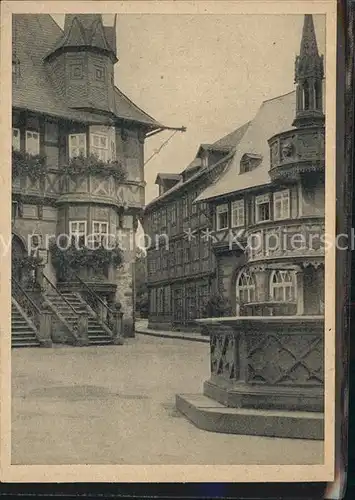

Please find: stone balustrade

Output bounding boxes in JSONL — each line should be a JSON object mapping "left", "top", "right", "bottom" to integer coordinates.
{"left": 245, "top": 217, "right": 325, "bottom": 263}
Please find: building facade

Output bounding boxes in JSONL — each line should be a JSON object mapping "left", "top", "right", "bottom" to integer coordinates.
{"left": 11, "top": 14, "right": 165, "bottom": 346}
{"left": 143, "top": 124, "right": 249, "bottom": 330}
{"left": 144, "top": 14, "right": 325, "bottom": 329}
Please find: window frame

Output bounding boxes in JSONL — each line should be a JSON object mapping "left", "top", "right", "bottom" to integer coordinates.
{"left": 236, "top": 270, "right": 256, "bottom": 304}
{"left": 68, "top": 133, "right": 87, "bottom": 159}
{"left": 255, "top": 193, "right": 271, "bottom": 223}
{"left": 216, "top": 203, "right": 229, "bottom": 231}
{"left": 44, "top": 122, "right": 59, "bottom": 144}
{"left": 25, "top": 130, "right": 40, "bottom": 156}
{"left": 270, "top": 270, "right": 296, "bottom": 303}
{"left": 231, "top": 199, "right": 245, "bottom": 228}
{"left": 90, "top": 133, "right": 109, "bottom": 162}
{"left": 70, "top": 63, "right": 83, "bottom": 80}
{"left": 92, "top": 220, "right": 109, "bottom": 244}
{"left": 69, "top": 220, "right": 87, "bottom": 238}
{"left": 273, "top": 189, "right": 290, "bottom": 221}
{"left": 12, "top": 128, "right": 21, "bottom": 151}
{"left": 94, "top": 65, "right": 106, "bottom": 82}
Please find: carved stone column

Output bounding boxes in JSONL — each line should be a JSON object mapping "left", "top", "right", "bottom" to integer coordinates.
{"left": 253, "top": 266, "right": 269, "bottom": 303}
{"left": 295, "top": 266, "right": 304, "bottom": 315}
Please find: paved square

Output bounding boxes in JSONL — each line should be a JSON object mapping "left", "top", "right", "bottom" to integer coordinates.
{"left": 12, "top": 336, "right": 323, "bottom": 465}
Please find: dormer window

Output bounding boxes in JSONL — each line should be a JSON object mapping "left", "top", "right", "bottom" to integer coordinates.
{"left": 240, "top": 153, "right": 263, "bottom": 173}
{"left": 95, "top": 66, "right": 105, "bottom": 82}
{"left": 255, "top": 194, "right": 270, "bottom": 223}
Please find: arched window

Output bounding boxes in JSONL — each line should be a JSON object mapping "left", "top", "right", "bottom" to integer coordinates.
{"left": 236, "top": 270, "right": 256, "bottom": 304}
{"left": 270, "top": 270, "right": 295, "bottom": 302}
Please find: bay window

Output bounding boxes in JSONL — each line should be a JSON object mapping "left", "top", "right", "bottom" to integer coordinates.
{"left": 68, "top": 127, "right": 116, "bottom": 161}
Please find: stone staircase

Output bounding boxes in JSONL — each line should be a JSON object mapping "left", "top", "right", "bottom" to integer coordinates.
{"left": 11, "top": 301, "right": 41, "bottom": 348}
{"left": 45, "top": 290, "right": 114, "bottom": 345}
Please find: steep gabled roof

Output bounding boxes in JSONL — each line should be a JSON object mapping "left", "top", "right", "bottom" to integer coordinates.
{"left": 113, "top": 87, "right": 163, "bottom": 128}
{"left": 145, "top": 120, "right": 250, "bottom": 210}
{"left": 212, "top": 121, "right": 251, "bottom": 150}
{"left": 12, "top": 14, "right": 162, "bottom": 129}
{"left": 196, "top": 91, "right": 296, "bottom": 202}
{"left": 46, "top": 14, "right": 117, "bottom": 62}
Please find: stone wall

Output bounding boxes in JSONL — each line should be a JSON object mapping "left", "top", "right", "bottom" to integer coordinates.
{"left": 216, "top": 251, "right": 245, "bottom": 313}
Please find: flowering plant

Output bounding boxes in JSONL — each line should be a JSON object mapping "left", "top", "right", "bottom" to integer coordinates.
{"left": 62, "top": 154, "right": 127, "bottom": 182}
{"left": 12, "top": 149, "right": 47, "bottom": 180}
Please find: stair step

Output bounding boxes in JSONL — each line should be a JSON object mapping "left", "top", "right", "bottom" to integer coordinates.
{"left": 12, "top": 344, "right": 40, "bottom": 348}
{"left": 88, "top": 340, "right": 113, "bottom": 345}
{"left": 12, "top": 335, "right": 39, "bottom": 341}
{"left": 25, "top": 291, "right": 116, "bottom": 348}
{"left": 12, "top": 324, "right": 35, "bottom": 330}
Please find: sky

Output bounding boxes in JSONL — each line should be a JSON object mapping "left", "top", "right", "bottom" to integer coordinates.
{"left": 52, "top": 14, "right": 326, "bottom": 204}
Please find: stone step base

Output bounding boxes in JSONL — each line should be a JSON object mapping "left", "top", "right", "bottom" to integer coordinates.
{"left": 175, "top": 393, "right": 324, "bottom": 441}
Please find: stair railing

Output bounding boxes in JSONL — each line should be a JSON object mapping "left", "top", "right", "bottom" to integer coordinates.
{"left": 12, "top": 277, "right": 42, "bottom": 332}
{"left": 42, "top": 274, "right": 88, "bottom": 342}
{"left": 74, "top": 273, "right": 123, "bottom": 338}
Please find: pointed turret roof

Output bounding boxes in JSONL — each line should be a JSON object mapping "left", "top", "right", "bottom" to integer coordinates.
{"left": 45, "top": 14, "right": 117, "bottom": 62}
{"left": 13, "top": 14, "right": 162, "bottom": 130}
{"left": 295, "top": 14, "right": 324, "bottom": 81}
{"left": 299, "top": 14, "right": 320, "bottom": 58}
{"left": 293, "top": 14, "right": 325, "bottom": 127}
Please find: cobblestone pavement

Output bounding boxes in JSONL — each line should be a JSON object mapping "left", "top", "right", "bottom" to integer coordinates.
{"left": 12, "top": 335, "right": 323, "bottom": 465}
